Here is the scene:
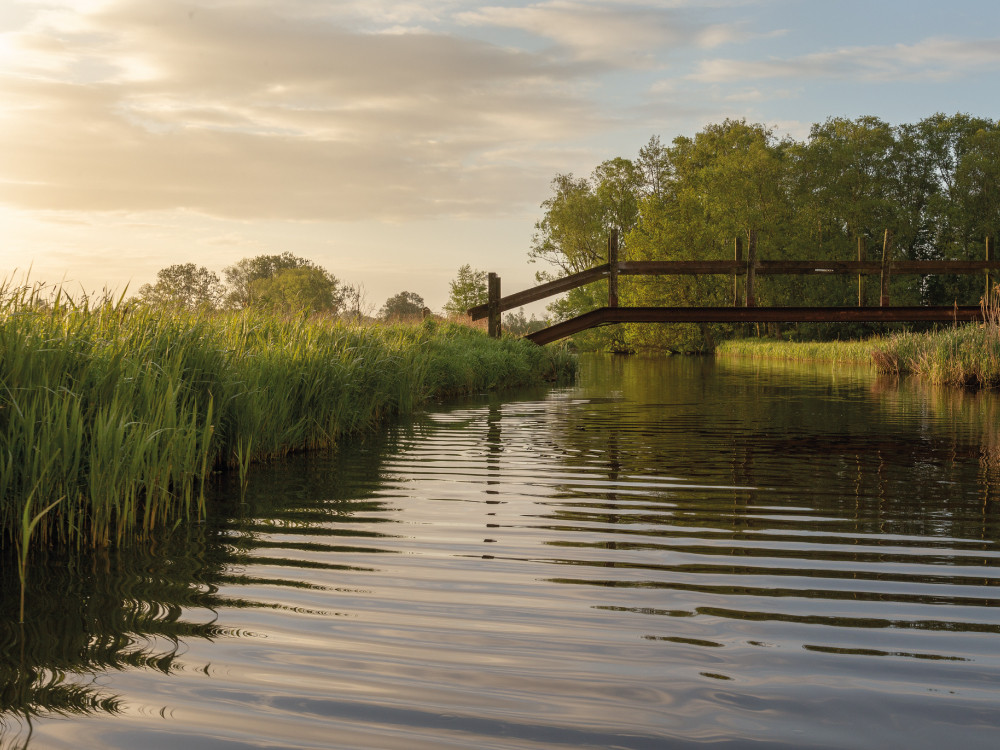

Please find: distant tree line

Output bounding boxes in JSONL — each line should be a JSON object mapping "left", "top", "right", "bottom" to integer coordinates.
{"left": 138, "top": 254, "right": 536, "bottom": 329}
{"left": 138, "top": 253, "right": 350, "bottom": 315}
{"left": 138, "top": 252, "right": 421, "bottom": 322}
{"left": 531, "top": 113, "right": 1000, "bottom": 351}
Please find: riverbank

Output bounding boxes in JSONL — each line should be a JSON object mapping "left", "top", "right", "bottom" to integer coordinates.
{"left": 0, "top": 294, "right": 575, "bottom": 553}
{"left": 716, "top": 323, "right": 1000, "bottom": 388}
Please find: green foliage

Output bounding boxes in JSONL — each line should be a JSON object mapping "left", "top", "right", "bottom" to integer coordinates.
{"left": 379, "top": 291, "right": 425, "bottom": 321}
{"left": 717, "top": 322, "right": 1000, "bottom": 390}
{"left": 530, "top": 174, "right": 606, "bottom": 276}
{"left": 250, "top": 266, "right": 342, "bottom": 314}
{"left": 223, "top": 252, "right": 336, "bottom": 310}
{"left": 137, "top": 263, "right": 223, "bottom": 310}
{"left": 531, "top": 113, "right": 1000, "bottom": 352}
{"left": 444, "top": 265, "right": 487, "bottom": 317}
{"left": 716, "top": 338, "right": 879, "bottom": 364}
{"left": 502, "top": 308, "right": 547, "bottom": 336}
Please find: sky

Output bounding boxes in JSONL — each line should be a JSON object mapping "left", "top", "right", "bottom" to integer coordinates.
{"left": 2, "top": 0, "right": 999, "bottom": 314}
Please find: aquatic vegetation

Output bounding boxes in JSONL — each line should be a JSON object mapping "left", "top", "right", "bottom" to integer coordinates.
{"left": 717, "top": 294, "right": 1000, "bottom": 388}
{"left": 716, "top": 337, "right": 879, "bottom": 364}
{"left": 0, "top": 284, "right": 575, "bottom": 557}
{"left": 870, "top": 325, "right": 1000, "bottom": 387}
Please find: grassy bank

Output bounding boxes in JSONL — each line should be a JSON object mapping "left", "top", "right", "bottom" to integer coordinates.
{"left": 0, "top": 289, "right": 575, "bottom": 557}
{"left": 717, "top": 324, "right": 1000, "bottom": 388}
{"left": 715, "top": 337, "right": 879, "bottom": 364}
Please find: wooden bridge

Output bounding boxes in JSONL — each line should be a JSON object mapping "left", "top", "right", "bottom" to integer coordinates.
{"left": 468, "top": 231, "right": 998, "bottom": 345}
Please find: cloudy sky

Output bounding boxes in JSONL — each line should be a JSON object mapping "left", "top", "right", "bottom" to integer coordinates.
{"left": 2, "top": 0, "right": 999, "bottom": 312}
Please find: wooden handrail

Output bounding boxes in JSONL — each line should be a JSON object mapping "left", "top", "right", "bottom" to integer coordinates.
{"left": 526, "top": 306, "right": 983, "bottom": 345}
{"left": 469, "top": 260, "right": 1000, "bottom": 321}
{"left": 469, "top": 233, "right": 998, "bottom": 340}
{"left": 468, "top": 264, "right": 609, "bottom": 320}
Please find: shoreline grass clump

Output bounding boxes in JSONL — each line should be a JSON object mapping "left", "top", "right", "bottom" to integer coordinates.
{"left": 869, "top": 325, "right": 1000, "bottom": 387}
{"left": 716, "top": 288, "right": 1000, "bottom": 388}
{"left": 715, "top": 337, "right": 879, "bottom": 364}
{"left": 0, "top": 284, "right": 575, "bottom": 564}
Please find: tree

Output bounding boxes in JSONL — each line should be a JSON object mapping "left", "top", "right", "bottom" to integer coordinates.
{"left": 137, "top": 263, "right": 223, "bottom": 310}
{"left": 636, "top": 135, "right": 672, "bottom": 201}
{"left": 503, "top": 308, "right": 547, "bottom": 336}
{"left": 444, "top": 265, "right": 487, "bottom": 317}
{"left": 528, "top": 113, "right": 1000, "bottom": 350}
{"left": 379, "top": 291, "right": 426, "bottom": 321}
{"left": 223, "top": 252, "right": 327, "bottom": 309}
{"left": 251, "top": 266, "right": 343, "bottom": 314}
{"left": 341, "top": 283, "right": 373, "bottom": 321}
{"left": 529, "top": 160, "right": 642, "bottom": 278}
{"left": 529, "top": 174, "right": 605, "bottom": 275}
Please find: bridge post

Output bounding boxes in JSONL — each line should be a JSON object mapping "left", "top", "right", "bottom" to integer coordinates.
{"left": 745, "top": 229, "right": 757, "bottom": 307}
{"left": 880, "top": 229, "right": 892, "bottom": 307}
{"left": 488, "top": 272, "right": 501, "bottom": 338}
{"left": 857, "top": 237, "right": 866, "bottom": 306}
{"left": 987, "top": 236, "right": 995, "bottom": 301}
{"left": 608, "top": 229, "right": 619, "bottom": 308}
{"left": 733, "top": 236, "right": 743, "bottom": 307}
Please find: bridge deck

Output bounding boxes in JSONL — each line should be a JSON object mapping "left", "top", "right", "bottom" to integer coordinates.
{"left": 526, "top": 306, "right": 983, "bottom": 345}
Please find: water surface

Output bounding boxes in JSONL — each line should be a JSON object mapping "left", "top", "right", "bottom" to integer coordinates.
{"left": 3, "top": 354, "right": 1000, "bottom": 749}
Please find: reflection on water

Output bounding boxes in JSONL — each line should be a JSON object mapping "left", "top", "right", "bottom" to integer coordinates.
{"left": 3, "top": 357, "right": 1000, "bottom": 749}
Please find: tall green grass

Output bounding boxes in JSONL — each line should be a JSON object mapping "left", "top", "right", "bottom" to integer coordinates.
{"left": 716, "top": 337, "right": 880, "bottom": 364}
{"left": 0, "top": 284, "right": 575, "bottom": 559}
{"left": 717, "top": 288, "right": 1000, "bottom": 388}
{"left": 869, "top": 326, "right": 1000, "bottom": 387}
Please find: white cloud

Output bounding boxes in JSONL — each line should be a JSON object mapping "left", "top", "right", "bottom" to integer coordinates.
{"left": 458, "top": 1, "right": 697, "bottom": 68}
{"left": 0, "top": 0, "right": 612, "bottom": 221}
{"left": 692, "top": 36, "right": 1000, "bottom": 83}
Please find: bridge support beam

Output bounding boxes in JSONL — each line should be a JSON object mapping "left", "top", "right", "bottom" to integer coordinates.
{"left": 858, "top": 237, "right": 866, "bottom": 307}
{"left": 988, "top": 236, "right": 995, "bottom": 300}
{"left": 733, "top": 237, "right": 742, "bottom": 307}
{"left": 488, "top": 272, "right": 501, "bottom": 338}
{"left": 608, "top": 229, "right": 619, "bottom": 308}
{"left": 880, "top": 230, "right": 893, "bottom": 307}
{"left": 745, "top": 230, "right": 758, "bottom": 307}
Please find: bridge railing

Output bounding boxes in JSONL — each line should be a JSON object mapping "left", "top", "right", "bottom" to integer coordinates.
{"left": 468, "top": 232, "right": 998, "bottom": 340}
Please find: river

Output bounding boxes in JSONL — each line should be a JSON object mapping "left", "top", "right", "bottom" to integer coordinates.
{"left": 2, "top": 354, "right": 999, "bottom": 749}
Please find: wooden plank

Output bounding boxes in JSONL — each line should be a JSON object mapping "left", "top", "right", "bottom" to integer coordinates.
{"left": 471, "top": 254, "right": 1000, "bottom": 323}
{"left": 857, "top": 237, "right": 865, "bottom": 307}
{"left": 467, "top": 265, "right": 609, "bottom": 320}
{"left": 880, "top": 229, "right": 892, "bottom": 307}
{"left": 487, "top": 272, "right": 501, "bottom": 338}
{"left": 745, "top": 230, "right": 758, "bottom": 307}
{"left": 988, "top": 236, "right": 995, "bottom": 299}
{"left": 526, "top": 306, "right": 982, "bottom": 345}
{"left": 608, "top": 230, "right": 619, "bottom": 308}
{"left": 618, "top": 260, "right": 1000, "bottom": 275}
{"left": 733, "top": 236, "right": 742, "bottom": 307}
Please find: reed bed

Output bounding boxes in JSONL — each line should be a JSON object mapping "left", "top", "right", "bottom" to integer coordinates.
{"left": 717, "top": 288, "right": 1000, "bottom": 388}
{"left": 870, "top": 326, "right": 1000, "bottom": 387}
{"left": 715, "top": 337, "right": 880, "bottom": 364}
{"left": 0, "top": 286, "right": 574, "bottom": 561}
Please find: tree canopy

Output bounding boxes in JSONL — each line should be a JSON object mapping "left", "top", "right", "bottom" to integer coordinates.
{"left": 137, "top": 263, "right": 223, "bottom": 310}
{"left": 251, "top": 266, "right": 342, "bottom": 315}
{"left": 444, "top": 265, "right": 487, "bottom": 317}
{"left": 531, "top": 113, "right": 1000, "bottom": 351}
{"left": 379, "top": 291, "right": 425, "bottom": 321}
{"left": 139, "top": 253, "right": 343, "bottom": 315}
{"left": 223, "top": 252, "right": 336, "bottom": 310}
